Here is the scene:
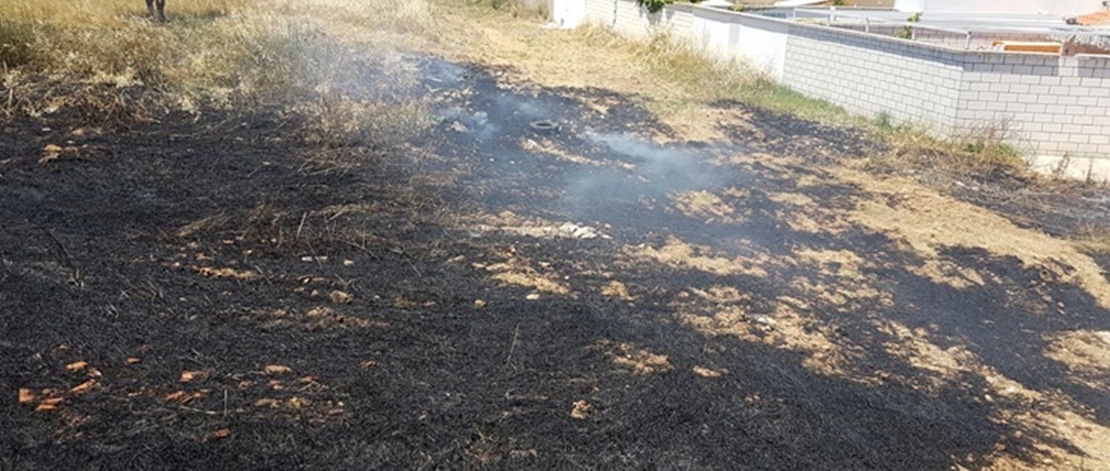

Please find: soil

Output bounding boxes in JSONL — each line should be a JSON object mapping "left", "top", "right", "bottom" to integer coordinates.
{"left": 2, "top": 57, "right": 1110, "bottom": 470}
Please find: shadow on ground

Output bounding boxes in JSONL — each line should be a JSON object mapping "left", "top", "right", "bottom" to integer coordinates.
{"left": 1, "top": 57, "right": 1107, "bottom": 469}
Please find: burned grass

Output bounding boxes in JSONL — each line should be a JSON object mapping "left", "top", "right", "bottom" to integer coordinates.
{"left": 6, "top": 52, "right": 1110, "bottom": 469}
{"left": 4, "top": 2, "right": 1110, "bottom": 469}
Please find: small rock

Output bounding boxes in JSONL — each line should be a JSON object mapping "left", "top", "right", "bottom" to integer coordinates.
{"left": 39, "top": 144, "right": 67, "bottom": 164}
{"left": 474, "top": 299, "right": 487, "bottom": 309}
{"left": 1095, "top": 331, "right": 1110, "bottom": 346}
{"left": 570, "top": 400, "right": 591, "bottom": 420}
{"left": 525, "top": 293, "right": 541, "bottom": 301}
{"left": 693, "top": 366, "right": 724, "bottom": 378}
{"left": 572, "top": 226, "right": 596, "bottom": 239}
{"left": 180, "top": 370, "right": 209, "bottom": 383}
{"left": 329, "top": 290, "right": 353, "bottom": 304}
{"left": 264, "top": 364, "right": 293, "bottom": 375}
{"left": 69, "top": 379, "right": 95, "bottom": 394}
{"left": 254, "top": 398, "right": 279, "bottom": 408}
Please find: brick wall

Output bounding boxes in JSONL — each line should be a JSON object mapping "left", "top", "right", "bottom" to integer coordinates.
{"left": 955, "top": 54, "right": 1110, "bottom": 156}
{"left": 782, "top": 24, "right": 963, "bottom": 134}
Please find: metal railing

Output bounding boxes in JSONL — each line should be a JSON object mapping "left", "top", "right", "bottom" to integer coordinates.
{"left": 792, "top": 8, "right": 983, "bottom": 49}
{"left": 787, "top": 7, "right": 1103, "bottom": 51}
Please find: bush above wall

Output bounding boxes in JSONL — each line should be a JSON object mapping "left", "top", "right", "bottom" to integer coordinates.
{"left": 636, "top": 0, "right": 704, "bottom": 14}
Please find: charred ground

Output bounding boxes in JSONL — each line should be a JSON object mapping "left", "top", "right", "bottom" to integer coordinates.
{"left": 3, "top": 52, "right": 1110, "bottom": 471}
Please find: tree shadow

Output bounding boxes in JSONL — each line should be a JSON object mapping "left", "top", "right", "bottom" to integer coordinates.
{"left": 420, "top": 62, "right": 1109, "bottom": 467}
{"left": 2, "top": 56, "right": 1108, "bottom": 470}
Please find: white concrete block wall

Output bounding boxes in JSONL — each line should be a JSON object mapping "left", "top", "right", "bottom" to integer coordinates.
{"left": 782, "top": 25, "right": 963, "bottom": 134}
{"left": 955, "top": 53, "right": 1110, "bottom": 178}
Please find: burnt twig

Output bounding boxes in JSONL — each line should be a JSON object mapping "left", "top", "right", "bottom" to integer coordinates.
{"left": 36, "top": 225, "right": 83, "bottom": 287}
{"left": 503, "top": 323, "right": 520, "bottom": 372}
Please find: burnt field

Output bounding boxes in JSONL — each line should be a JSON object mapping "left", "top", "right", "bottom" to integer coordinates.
{"left": 3, "top": 55, "right": 1110, "bottom": 470}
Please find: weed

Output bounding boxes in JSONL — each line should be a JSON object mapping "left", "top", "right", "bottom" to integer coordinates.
{"left": 0, "top": 19, "right": 35, "bottom": 69}
{"left": 896, "top": 12, "right": 922, "bottom": 40}
{"left": 875, "top": 112, "right": 893, "bottom": 130}
{"left": 1074, "top": 224, "right": 1110, "bottom": 255}
{"left": 867, "top": 117, "right": 1027, "bottom": 177}
{"left": 637, "top": 0, "right": 675, "bottom": 14}
{"left": 631, "top": 30, "right": 841, "bottom": 120}
{"left": 302, "top": 94, "right": 433, "bottom": 149}
{"left": 952, "top": 119, "right": 1024, "bottom": 168}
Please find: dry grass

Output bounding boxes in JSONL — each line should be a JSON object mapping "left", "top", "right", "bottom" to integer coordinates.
{"left": 634, "top": 32, "right": 1030, "bottom": 174}
{"left": 1074, "top": 224, "right": 1110, "bottom": 255}
{"left": 455, "top": 6, "right": 1023, "bottom": 172}
{"left": 833, "top": 167, "right": 1110, "bottom": 310}
{"left": 866, "top": 116, "right": 1027, "bottom": 177}
{"left": 0, "top": 0, "right": 438, "bottom": 151}
{"left": 564, "top": 26, "right": 845, "bottom": 124}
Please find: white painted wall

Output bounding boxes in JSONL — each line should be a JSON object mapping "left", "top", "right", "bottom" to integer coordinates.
{"left": 550, "top": 0, "right": 587, "bottom": 28}
{"left": 734, "top": 14, "right": 791, "bottom": 81}
{"left": 692, "top": 8, "right": 790, "bottom": 81}
{"left": 893, "top": 0, "right": 925, "bottom": 12}
{"left": 894, "top": 0, "right": 1103, "bottom": 15}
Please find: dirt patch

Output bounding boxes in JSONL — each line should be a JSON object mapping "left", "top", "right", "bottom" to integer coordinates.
{"left": 672, "top": 190, "right": 741, "bottom": 223}
{"left": 627, "top": 237, "right": 771, "bottom": 278}
{"left": 595, "top": 339, "right": 672, "bottom": 375}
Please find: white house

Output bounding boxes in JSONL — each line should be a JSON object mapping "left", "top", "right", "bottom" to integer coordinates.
{"left": 894, "top": 0, "right": 1106, "bottom": 16}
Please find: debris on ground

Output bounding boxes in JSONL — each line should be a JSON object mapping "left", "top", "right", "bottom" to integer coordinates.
{"left": 570, "top": 400, "right": 591, "bottom": 420}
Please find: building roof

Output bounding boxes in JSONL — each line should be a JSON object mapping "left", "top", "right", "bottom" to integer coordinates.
{"left": 1066, "top": 10, "right": 1110, "bottom": 26}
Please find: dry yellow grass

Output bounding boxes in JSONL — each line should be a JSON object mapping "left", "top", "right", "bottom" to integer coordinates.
{"left": 834, "top": 168, "right": 1110, "bottom": 310}
{"left": 0, "top": 0, "right": 439, "bottom": 143}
